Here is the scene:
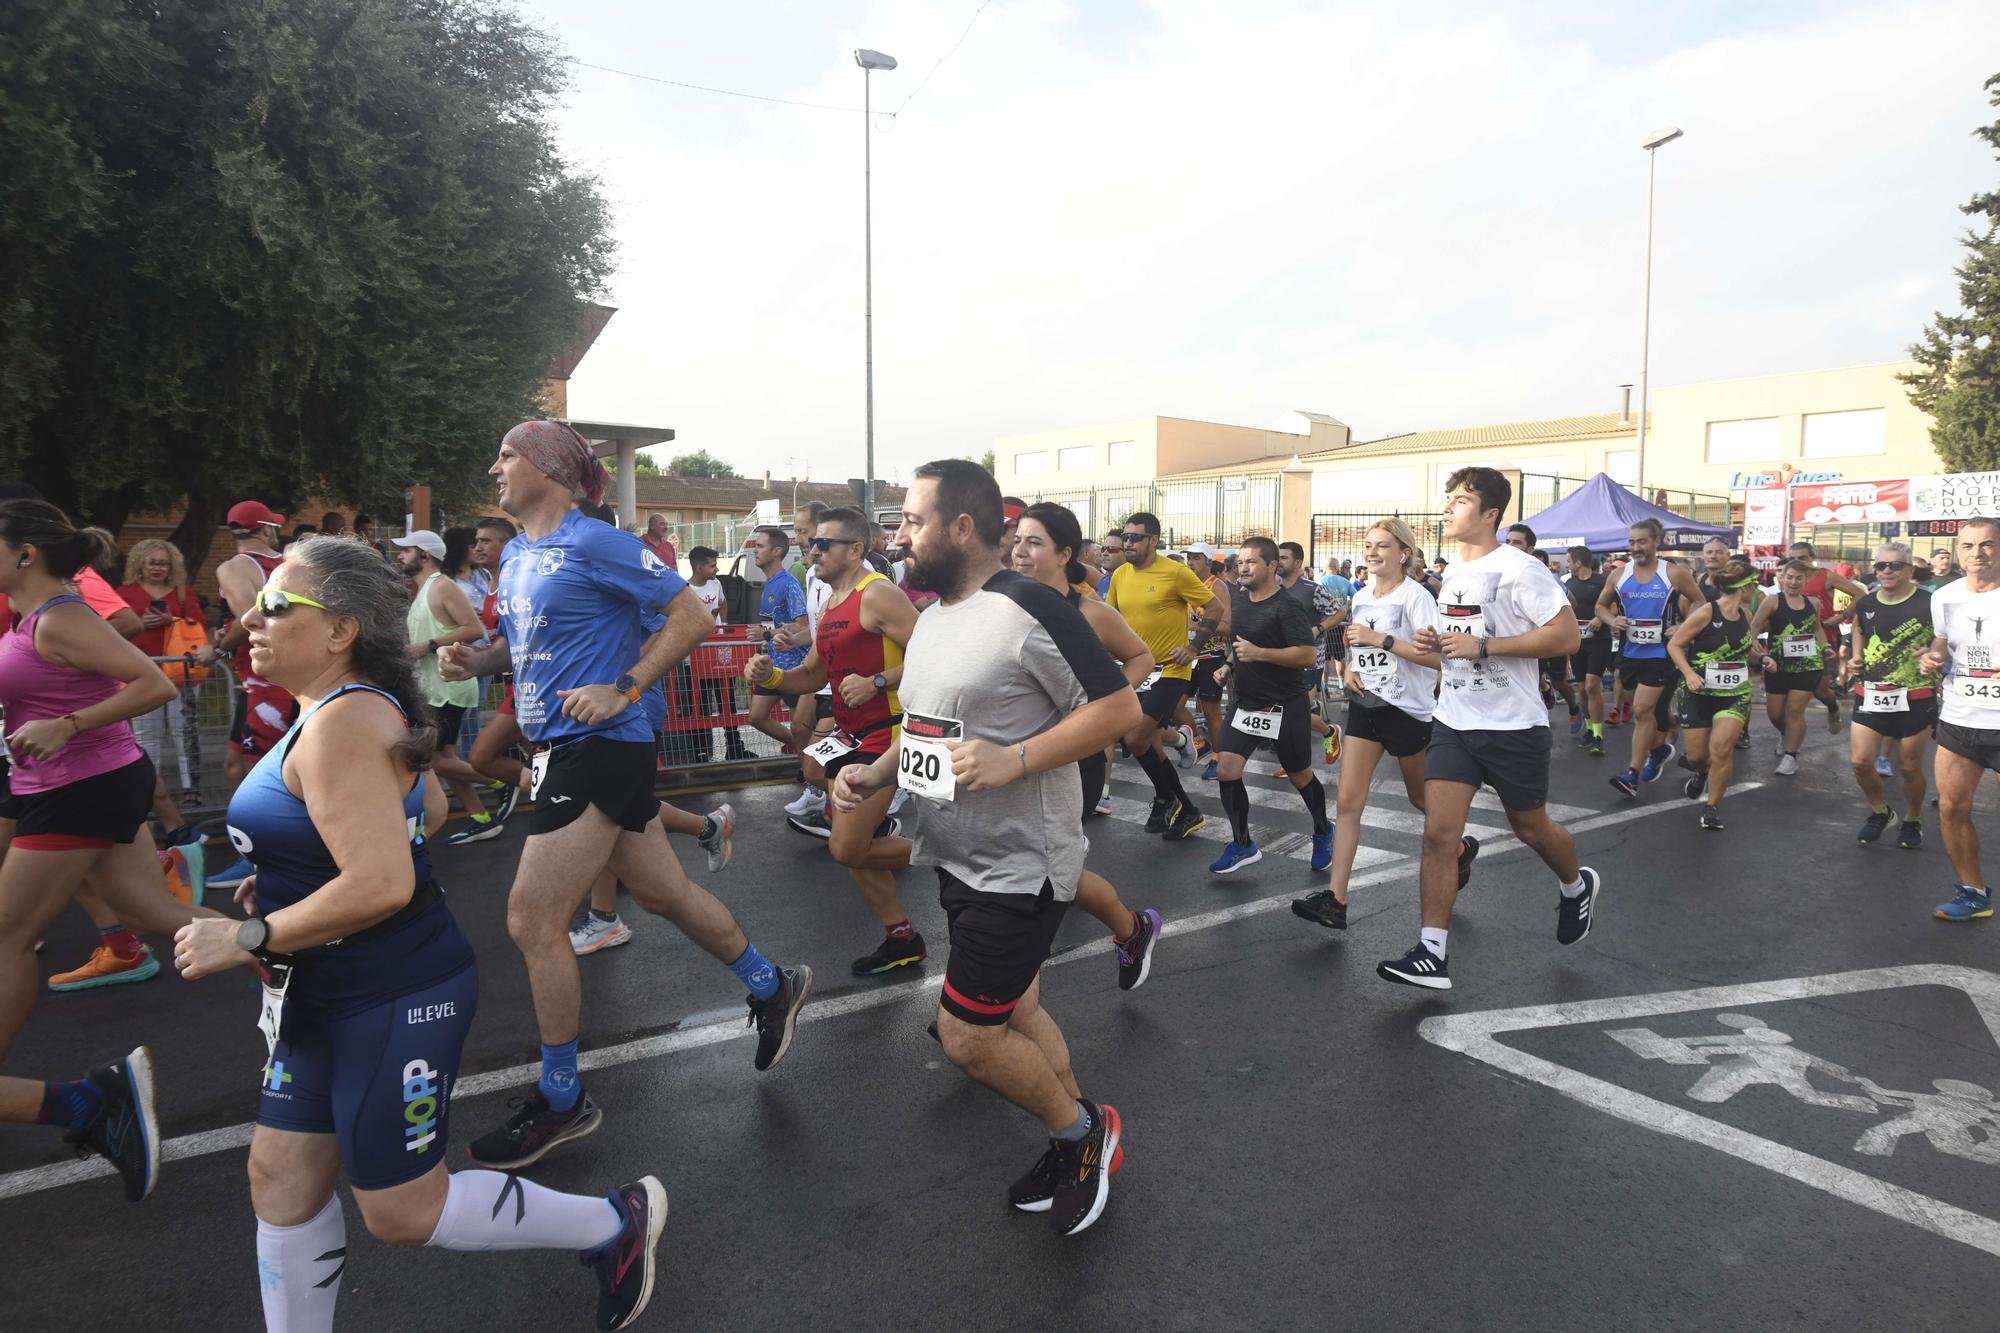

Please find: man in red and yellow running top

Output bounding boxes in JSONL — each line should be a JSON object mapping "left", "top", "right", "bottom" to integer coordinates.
{"left": 744, "top": 506, "right": 926, "bottom": 978}
{"left": 195, "top": 501, "right": 297, "bottom": 789}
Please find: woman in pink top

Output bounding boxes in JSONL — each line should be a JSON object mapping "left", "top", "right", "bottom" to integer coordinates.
{"left": 0, "top": 500, "right": 216, "bottom": 1201}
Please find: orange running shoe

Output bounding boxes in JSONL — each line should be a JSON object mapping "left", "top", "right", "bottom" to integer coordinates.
{"left": 49, "top": 945, "right": 160, "bottom": 992}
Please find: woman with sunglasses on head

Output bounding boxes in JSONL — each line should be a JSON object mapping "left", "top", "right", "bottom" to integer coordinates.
{"left": 1012, "top": 504, "right": 1164, "bottom": 990}
{"left": 1667, "top": 558, "right": 1768, "bottom": 831}
{"left": 0, "top": 499, "right": 222, "bottom": 1202}
{"left": 169, "top": 537, "right": 667, "bottom": 1332}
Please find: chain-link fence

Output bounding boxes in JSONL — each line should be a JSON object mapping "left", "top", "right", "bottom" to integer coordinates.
{"left": 1017, "top": 475, "right": 1280, "bottom": 548}
{"left": 127, "top": 658, "right": 237, "bottom": 822}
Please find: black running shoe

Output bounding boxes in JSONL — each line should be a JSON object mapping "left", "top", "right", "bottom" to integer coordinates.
{"left": 747, "top": 964, "right": 813, "bottom": 1072}
{"left": 1010, "top": 1136, "right": 1125, "bottom": 1213}
{"left": 852, "top": 932, "right": 926, "bottom": 977}
{"left": 786, "top": 809, "right": 833, "bottom": 839}
{"left": 1161, "top": 800, "right": 1205, "bottom": 841}
{"left": 1556, "top": 867, "right": 1601, "bottom": 946}
{"left": 583, "top": 1176, "right": 668, "bottom": 1331}
{"left": 1047, "top": 1102, "right": 1121, "bottom": 1236}
{"left": 1588, "top": 734, "right": 1605, "bottom": 757}
{"left": 1457, "top": 835, "right": 1479, "bottom": 891}
{"left": 1898, "top": 820, "right": 1923, "bottom": 850}
{"left": 1376, "top": 942, "right": 1450, "bottom": 989}
{"left": 468, "top": 1090, "right": 603, "bottom": 1170}
{"left": 1115, "top": 909, "right": 1161, "bottom": 991}
{"left": 1609, "top": 769, "right": 1638, "bottom": 799}
{"left": 1857, "top": 810, "right": 1893, "bottom": 844}
{"left": 63, "top": 1045, "right": 159, "bottom": 1202}
{"left": 1683, "top": 775, "right": 1705, "bottom": 800}
{"left": 1700, "top": 806, "right": 1724, "bottom": 831}
{"left": 1291, "top": 888, "right": 1347, "bottom": 930}
{"left": 1142, "top": 797, "right": 1172, "bottom": 834}
{"left": 1825, "top": 698, "right": 1841, "bottom": 733}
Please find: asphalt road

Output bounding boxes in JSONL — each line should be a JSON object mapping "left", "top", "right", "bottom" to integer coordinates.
{"left": 5, "top": 699, "right": 2000, "bottom": 1330}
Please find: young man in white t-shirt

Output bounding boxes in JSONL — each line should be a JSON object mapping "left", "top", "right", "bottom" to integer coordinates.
{"left": 1920, "top": 515, "right": 2000, "bottom": 922}
{"left": 1377, "top": 467, "right": 1596, "bottom": 990}
{"left": 686, "top": 547, "right": 751, "bottom": 762}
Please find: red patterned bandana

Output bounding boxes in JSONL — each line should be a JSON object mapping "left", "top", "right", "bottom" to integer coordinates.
{"left": 502, "top": 420, "right": 607, "bottom": 507}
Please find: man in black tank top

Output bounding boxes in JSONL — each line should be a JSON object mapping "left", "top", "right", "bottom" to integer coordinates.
{"left": 1847, "top": 543, "right": 1940, "bottom": 849}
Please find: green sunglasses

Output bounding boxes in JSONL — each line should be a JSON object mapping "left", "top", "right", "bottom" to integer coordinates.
{"left": 256, "top": 589, "right": 329, "bottom": 617}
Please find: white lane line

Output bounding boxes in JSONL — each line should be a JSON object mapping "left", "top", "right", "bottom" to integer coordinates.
{"left": 1103, "top": 795, "right": 1405, "bottom": 868}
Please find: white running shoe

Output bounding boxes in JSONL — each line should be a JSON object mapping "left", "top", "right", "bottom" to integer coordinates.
{"left": 570, "top": 915, "right": 633, "bottom": 955}
{"left": 1775, "top": 753, "right": 1799, "bottom": 777}
{"left": 1095, "top": 785, "right": 1113, "bottom": 816}
{"left": 1173, "top": 724, "right": 1198, "bottom": 770}
{"left": 784, "top": 786, "right": 826, "bottom": 818}
{"left": 699, "top": 803, "right": 734, "bottom": 873}
{"left": 887, "top": 787, "right": 909, "bottom": 816}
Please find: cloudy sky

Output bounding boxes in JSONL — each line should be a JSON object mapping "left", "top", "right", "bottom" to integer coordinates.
{"left": 515, "top": 0, "right": 2000, "bottom": 481}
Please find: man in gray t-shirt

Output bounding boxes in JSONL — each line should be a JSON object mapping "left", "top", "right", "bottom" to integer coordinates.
{"left": 834, "top": 460, "right": 1138, "bottom": 1238}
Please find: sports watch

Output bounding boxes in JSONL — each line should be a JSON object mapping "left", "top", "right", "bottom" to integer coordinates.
{"left": 236, "top": 917, "right": 274, "bottom": 962}
{"left": 614, "top": 672, "right": 641, "bottom": 702}
{"left": 872, "top": 673, "right": 889, "bottom": 692}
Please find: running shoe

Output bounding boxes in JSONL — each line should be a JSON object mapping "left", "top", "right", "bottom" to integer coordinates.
{"left": 1161, "top": 801, "right": 1205, "bottom": 841}
{"left": 1556, "top": 867, "right": 1601, "bottom": 945}
{"left": 468, "top": 1090, "right": 603, "bottom": 1170}
{"left": 445, "top": 815, "right": 505, "bottom": 846}
{"left": 206, "top": 856, "right": 256, "bottom": 890}
{"left": 1874, "top": 755, "right": 1893, "bottom": 778}
{"left": 492, "top": 781, "right": 521, "bottom": 825}
{"left": 1200, "top": 758, "right": 1217, "bottom": 782}
{"left": 583, "top": 1176, "right": 669, "bottom": 1331}
{"left": 1309, "top": 828, "right": 1333, "bottom": 872}
{"left": 875, "top": 815, "right": 903, "bottom": 840}
{"left": 786, "top": 809, "right": 833, "bottom": 839}
{"left": 1047, "top": 1101, "right": 1121, "bottom": 1236}
{"left": 1458, "top": 834, "right": 1479, "bottom": 890}
{"left": 1683, "top": 775, "right": 1705, "bottom": 801}
{"left": 1609, "top": 768, "right": 1639, "bottom": 799}
{"left": 1174, "top": 724, "right": 1198, "bottom": 770}
{"left": 48, "top": 945, "right": 159, "bottom": 992}
{"left": 1588, "top": 733, "right": 1605, "bottom": 757}
{"left": 748, "top": 965, "right": 813, "bottom": 1072}
{"left": 1271, "top": 768, "right": 1290, "bottom": 780}
{"left": 724, "top": 740, "right": 755, "bottom": 762}
{"left": 1010, "top": 1139, "right": 1124, "bottom": 1213}
{"left": 63, "top": 1045, "right": 159, "bottom": 1202}
{"left": 1115, "top": 909, "right": 1161, "bottom": 991}
{"left": 1935, "top": 886, "right": 1993, "bottom": 922}
{"left": 1291, "top": 888, "right": 1347, "bottom": 930}
{"left": 1898, "top": 820, "right": 1924, "bottom": 850}
{"left": 1208, "top": 841, "right": 1260, "bottom": 874}
{"left": 1095, "top": 786, "right": 1114, "bottom": 815}
{"left": 570, "top": 915, "right": 633, "bottom": 956}
{"left": 783, "top": 786, "right": 826, "bottom": 818}
{"left": 1574, "top": 728, "right": 1592, "bottom": 750}
{"left": 698, "top": 803, "right": 734, "bottom": 873}
{"left": 1640, "top": 742, "right": 1675, "bottom": 783}
{"left": 1376, "top": 942, "right": 1450, "bottom": 989}
{"left": 1699, "top": 806, "right": 1724, "bottom": 831}
{"left": 1734, "top": 732, "right": 1750, "bottom": 750}
{"left": 1142, "top": 797, "right": 1172, "bottom": 834}
{"left": 852, "top": 932, "right": 926, "bottom": 977}
{"left": 1775, "top": 753, "right": 1799, "bottom": 777}
{"left": 1825, "top": 699, "right": 1841, "bottom": 733}
{"left": 887, "top": 787, "right": 909, "bottom": 816}
{"left": 1568, "top": 711, "right": 1583, "bottom": 736}
{"left": 162, "top": 822, "right": 203, "bottom": 848}
{"left": 1323, "top": 724, "right": 1342, "bottom": 764}
{"left": 1857, "top": 810, "right": 1893, "bottom": 844}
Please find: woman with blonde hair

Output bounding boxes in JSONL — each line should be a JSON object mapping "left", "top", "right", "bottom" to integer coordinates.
{"left": 1293, "top": 517, "right": 1476, "bottom": 930}
{"left": 116, "top": 539, "right": 203, "bottom": 821}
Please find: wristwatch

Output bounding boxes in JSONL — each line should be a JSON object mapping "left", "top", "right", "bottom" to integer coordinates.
{"left": 1381, "top": 635, "right": 1397, "bottom": 654}
{"left": 614, "top": 672, "right": 641, "bottom": 703}
{"left": 872, "top": 673, "right": 889, "bottom": 692}
{"left": 236, "top": 917, "right": 274, "bottom": 962}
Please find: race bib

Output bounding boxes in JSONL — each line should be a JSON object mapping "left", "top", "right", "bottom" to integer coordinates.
{"left": 803, "top": 730, "right": 858, "bottom": 766}
{"left": 1953, "top": 670, "right": 2000, "bottom": 707}
{"left": 1627, "top": 619, "right": 1663, "bottom": 646}
{"left": 1859, "top": 683, "right": 1909, "bottom": 714}
{"left": 529, "top": 749, "right": 550, "bottom": 799}
{"left": 1703, "top": 660, "right": 1749, "bottom": 691}
{"left": 1578, "top": 622, "right": 1598, "bottom": 640}
{"left": 1349, "top": 645, "right": 1395, "bottom": 681}
{"left": 1138, "top": 668, "right": 1163, "bottom": 693}
{"left": 256, "top": 962, "right": 294, "bottom": 1064}
{"left": 898, "top": 713, "right": 960, "bottom": 802}
{"left": 1781, "top": 634, "right": 1816, "bottom": 660}
{"left": 1230, "top": 707, "right": 1283, "bottom": 738}
{"left": 1440, "top": 604, "right": 1485, "bottom": 641}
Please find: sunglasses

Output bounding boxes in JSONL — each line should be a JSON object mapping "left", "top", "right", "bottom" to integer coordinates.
{"left": 1120, "top": 531, "right": 1154, "bottom": 543}
{"left": 807, "top": 537, "right": 861, "bottom": 553}
{"left": 257, "top": 589, "right": 329, "bottom": 617}
{"left": 1873, "top": 561, "right": 1910, "bottom": 572}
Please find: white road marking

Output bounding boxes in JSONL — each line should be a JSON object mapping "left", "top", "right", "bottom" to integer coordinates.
{"left": 1419, "top": 965, "right": 2000, "bottom": 1259}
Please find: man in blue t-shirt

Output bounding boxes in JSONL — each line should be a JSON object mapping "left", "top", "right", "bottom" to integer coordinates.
{"left": 440, "top": 421, "right": 812, "bottom": 1170}
{"left": 745, "top": 524, "right": 810, "bottom": 749}
{"left": 1317, "top": 560, "right": 1354, "bottom": 604}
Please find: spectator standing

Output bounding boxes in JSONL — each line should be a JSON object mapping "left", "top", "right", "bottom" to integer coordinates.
{"left": 115, "top": 540, "right": 203, "bottom": 831}
{"left": 642, "top": 513, "right": 678, "bottom": 572}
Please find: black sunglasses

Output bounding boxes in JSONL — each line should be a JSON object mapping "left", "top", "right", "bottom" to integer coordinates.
{"left": 1873, "top": 561, "right": 1909, "bottom": 572}
{"left": 807, "top": 537, "right": 861, "bottom": 553}
{"left": 1121, "top": 531, "right": 1154, "bottom": 542}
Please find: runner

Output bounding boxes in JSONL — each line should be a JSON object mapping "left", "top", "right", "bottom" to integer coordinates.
{"left": 390, "top": 530, "right": 499, "bottom": 844}
{"left": 1564, "top": 547, "right": 1611, "bottom": 756}
{"left": 1179, "top": 543, "right": 1230, "bottom": 772}
{"left": 1921, "top": 517, "right": 2000, "bottom": 922}
{"left": 1666, "top": 558, "right": 1765, "bottom": 830}
{"left": 1790, "top": 540, "right": 1870, "bottom": 732}
{"left": 168, "top": 536, "right": 667, "bottom": 1331}
{"left": 744, "top": 525, "right": 808, "bottom": 753}
{"left": 1598, "top": 519, "right": 1702, "bottom": 800}
{"left": 1693, "top": 536, "right": 1731, "bottom": 597}
{"left": 1376, "top": 467, "right": 1593, "bottom": 990}
{"left": 1275, "top": 540, "right": 1345, "bottom": 773}
{"left": 743, "top": 506, "right": 924, "bottom": 976}
{"left": 831, "top": 459, "right": 1134, "bottom": 1234}
{"left": 1293, "top": 518, "right": 1477, "bottom": 930}
{"left": 440, "top": 421, "right": 810, "bottom": 1170}
{"left": 1013, "top": 503, "right": 1164, "bottom": 989}
{"left": 1107, "top": 511, "right": 1220, "bottom": 841}
{"left": 466, "top": 516, "right": 522, "bottom": 826}
{"left": 1507, "top": 524, "right": 1581, "bottom": 733}
{"left": 1845, "top": 543, "right": 1939, "bottom": 849}
{"left": 1751, "top": 560, "right": 1832, "bottom": 777}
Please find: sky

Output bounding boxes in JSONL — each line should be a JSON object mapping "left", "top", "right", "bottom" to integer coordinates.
{"left": 512, "top": 0, "right": 2000, "bottom": 482}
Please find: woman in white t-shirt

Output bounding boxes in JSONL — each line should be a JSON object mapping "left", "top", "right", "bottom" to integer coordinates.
{"left": 1293, "top": 518, "right": 1471, "bottom": 929}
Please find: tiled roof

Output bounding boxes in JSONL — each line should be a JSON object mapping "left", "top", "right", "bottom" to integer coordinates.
{"left": 1305, "top": 412, "right": 1639, "bottom": 462}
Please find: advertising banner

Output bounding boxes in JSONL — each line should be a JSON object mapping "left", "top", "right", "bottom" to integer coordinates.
{"left": 1908, "top": 471, "right": 2000, "bottom": 521}
{"left": 1789, "top": 478, "right": 1910, "bottom": 525}
{"left": 1743, "top": 487, "right": 1788, "bottom": 545}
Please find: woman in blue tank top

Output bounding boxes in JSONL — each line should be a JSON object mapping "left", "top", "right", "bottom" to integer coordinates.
{"left": 170, "top": 536, "right": 666, "bottom": 1333}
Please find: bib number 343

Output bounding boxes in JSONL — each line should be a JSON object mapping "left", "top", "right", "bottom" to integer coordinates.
{"left": 898, "top": 713, "right": 962, "bottom": 802}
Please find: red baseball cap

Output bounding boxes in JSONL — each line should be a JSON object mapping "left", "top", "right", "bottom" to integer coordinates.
{"left": 1002, "top": 501, "right": 1026, "bottom": 524}
{"left": 226, "top": 500, "right": 286, "bottom": 529}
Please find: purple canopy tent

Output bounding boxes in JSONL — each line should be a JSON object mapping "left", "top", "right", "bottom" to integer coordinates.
{"left": 1525, "top": 473, "right": 1738, "bottom": 553}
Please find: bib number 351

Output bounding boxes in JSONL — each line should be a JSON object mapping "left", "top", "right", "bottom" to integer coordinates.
{"left": 898, "top": 712, "right": 962, "bottom": 802}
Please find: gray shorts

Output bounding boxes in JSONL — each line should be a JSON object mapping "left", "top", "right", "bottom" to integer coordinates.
{"left": 1425, "top": 721, "right": 1551, "bottom": 813}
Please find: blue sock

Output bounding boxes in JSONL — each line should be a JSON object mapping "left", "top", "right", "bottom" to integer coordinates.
{"left": 37, "top": 1078, "right": 103, "bottom": 1130}
{"left": 538, "top": 1039, "right": 581, "bottom": 1113}
{"left": 728, "top": 943, "right": 781, "bottom": 1000}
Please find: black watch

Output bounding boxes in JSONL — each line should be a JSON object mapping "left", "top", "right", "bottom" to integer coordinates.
{"left": 614, "top": 672, "right": 639, "bottom": 701}
{"left": 236, "top": 916, "right": 272, "bottom": 961}
{"left": 872, "top": 673, "right": 889, "bottom": 692}
{"left": 1381, "top": 635, "right": 1397, "bottom": 654}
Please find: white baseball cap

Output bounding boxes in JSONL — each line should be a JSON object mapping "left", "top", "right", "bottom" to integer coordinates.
{"left": 391, "top": 530, "right": 447, "bottom": 561}
{"left": 1183, "top": 542, "right": 1218, "bottom": 558}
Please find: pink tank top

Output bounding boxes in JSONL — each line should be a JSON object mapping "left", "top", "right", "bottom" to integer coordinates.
{"left": 0, "top": 594, "right": 144, "bottom": 794}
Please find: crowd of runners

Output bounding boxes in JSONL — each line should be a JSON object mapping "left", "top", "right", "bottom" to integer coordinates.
{"left": 3, "top": 435, "right": 1997, "bottom": 1328}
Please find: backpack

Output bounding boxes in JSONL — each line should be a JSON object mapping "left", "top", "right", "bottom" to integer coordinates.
{"left": 159, "top": 615, "right": 211, "bottom": 686}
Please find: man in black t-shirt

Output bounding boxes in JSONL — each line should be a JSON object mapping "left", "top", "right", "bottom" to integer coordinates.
{"left": 1565, "top": 546, "right": 1610, "bottom": 754}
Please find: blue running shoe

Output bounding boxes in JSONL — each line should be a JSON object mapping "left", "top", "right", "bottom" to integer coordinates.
{"left": 1874, "top": 756, "right": 1893, "bottom": 778}
{"left": 1568, "top": 712, "right": 1584, "bottom": 736}
{"left": 1935, "top": 886, "right": 1993, "bottom": 922}
{"left": 1640, "top": 742, "right": 1675, "bottom": 783}
{"left": 206, "top": 856, "right": 255, "bottom": 890}
{"left": 1309, "top": 828, "right": 1332, "bottom": 872}
{"left": 1208, "top": 841, "right": 1262, "bottom": 875}
{"left": 1200, "top": 758, "right": 1217, "bottom": 782}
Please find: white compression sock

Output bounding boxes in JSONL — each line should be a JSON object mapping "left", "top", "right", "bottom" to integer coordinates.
{"left": 256, "top": 1193, "right": 346, "bottom": 1333}
{"left": 1559, "top": 875, "right": 1588, "bottom": 898}
{"left": 425, "top": 1169, "right": 624, "bottom": 1254}
{"left": 1420, "top": 927, "right": 1448, "bottom": 960}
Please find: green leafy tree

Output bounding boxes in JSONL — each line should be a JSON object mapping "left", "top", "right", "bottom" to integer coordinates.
{"left": 0, "top": 0, "right": 613, "bottom": 564}
{"left": 980, "top": 449, "right": 995, "bottom": 474}
{"left": 666, "top": 449, "right": 739, "bottom": 478}
{"left": 607, "top": 449, "right": 663, "bottom": 476}
{"left": 1905, "top": 73, "right": 2000, "bottom": 472}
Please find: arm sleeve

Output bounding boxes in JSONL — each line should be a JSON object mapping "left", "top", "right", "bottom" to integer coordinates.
{"left": 588, "top": 528, "right": 686, "bottom": 634}
{"left": 1008, "top": 583, "right": 1129, "bottom": 705}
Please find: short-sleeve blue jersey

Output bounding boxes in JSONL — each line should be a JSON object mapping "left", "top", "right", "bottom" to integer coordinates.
{"left": 497, "top": 509, "right": 688, "bottom": 744}
{"left": 761, "top": 568, "right": 810, "bottom": 670}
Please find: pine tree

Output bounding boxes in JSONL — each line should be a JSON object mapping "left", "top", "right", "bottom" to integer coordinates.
{"left": 1905, "top": 73, "right": 2000, "bottom": 472}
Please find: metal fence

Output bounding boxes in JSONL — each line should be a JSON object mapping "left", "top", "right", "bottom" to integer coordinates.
{"left": 129, "top": 658, "right": 238, "bottom": 823}
{"left": 1018, "top": 475, "right": 1281, "bottom": 548}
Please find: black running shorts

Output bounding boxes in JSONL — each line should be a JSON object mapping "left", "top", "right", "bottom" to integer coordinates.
{"left": 1764, "top": 668, "right": 1823, "bottom": 695}
{"left": 1936, "top": 718, "right": 2000, "bottom": 771}
{"left": 1618, "top": 658, "right": 1678, "bottom": 692}
{"left": 1425, "top": 721, "right": 1550, "bottom": 812}
{"left": 527, "top": 736, "right": 660, "bottom": 835}
{"left": 937, "top": 871, "right": 1068, "bottom": 1027}
{"left": 432, "top": 702, "right": 467, "bottom": 749}
{"left": 1570, "top": 636, "right": 1612, "bottom": 681}
{"left": 8, "top": 755, "right": 155, "bottom": 846}
{"left": 1138, "top": 675, "right": 1192, "bottom": 725}
{"left": 1852, "top": 695, "right": 1939, "bottom": 741}
{"left": 1191, "top": 655, "right": 1226, "bottom": 703}
{"left": 1344, "top": 699, "right": 1432, "bottom": 759}
{"left": 1219, "top": 696, "right": 1314, "bottom": 772}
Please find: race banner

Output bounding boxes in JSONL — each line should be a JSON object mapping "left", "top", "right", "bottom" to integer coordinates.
{"left": 1789, "top": 478, "right": 1910, "bottom": 525}
{"left": 1908, "top": 471, "right": 2000, "bottom": 521}
{"left": 1743, "top": 487, "right": 1788, "bottom": 545}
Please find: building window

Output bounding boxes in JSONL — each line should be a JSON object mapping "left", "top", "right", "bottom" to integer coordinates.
{"left": 1015, "top": 451, "right": 1048, "bottom": 476}
{"left": 1058, "top": 445, "right": 1093, "bottom": 471}
{"left": 1108, "top": 440, "right": 1136, "bottom": 466}
{"left": 1801, "top": 408, "right": 1886, "bottom": 458}
{"left": 1704, "top": 418, "right": 1781, "bottom": 465}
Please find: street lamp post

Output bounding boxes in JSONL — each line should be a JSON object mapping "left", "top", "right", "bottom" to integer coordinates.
{"left": 855, "top": 48, "right": 897, "bottom": 520}
{"left": 1635, "top": 126, "right": 1683, "bottom": 500}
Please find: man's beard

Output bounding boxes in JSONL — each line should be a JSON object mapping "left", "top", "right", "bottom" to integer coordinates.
{"left": 904, "top": 540, "right": 970, "bottom": 594}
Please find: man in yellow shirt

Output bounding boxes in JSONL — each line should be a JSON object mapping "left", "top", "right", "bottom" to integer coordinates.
{"left": 1109, "top": 512, "right": 1224, "bottom": 841}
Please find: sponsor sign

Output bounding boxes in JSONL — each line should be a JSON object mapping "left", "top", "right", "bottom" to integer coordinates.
{"left": 1790, "top": 478, "right": 1910, "bottom": 525}
{"left": 1743, "top": 487, "right": 1788, "bottom": 545}
{"left": 1909, "top": 470, "right": 2000, "bottom": 522}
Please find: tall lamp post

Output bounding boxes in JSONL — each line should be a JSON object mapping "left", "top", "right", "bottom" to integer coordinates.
{"left": 855, "top": 48, "right": 898, "bottom": 519}
{"left": 1635, "top": 125, "right": 1683, "bottom": 499}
